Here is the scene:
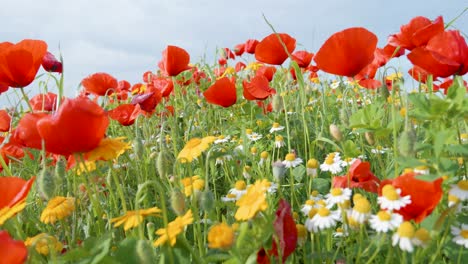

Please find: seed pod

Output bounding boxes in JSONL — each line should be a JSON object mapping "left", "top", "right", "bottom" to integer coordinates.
{"left": 364, "top": 132, "right": 375, "bottom": 146}
{"left": 272, "top": 94, "right": 283, "bottom": 112}
{"left": 398, "top": 128, "right": 416, "bottom": 157}
{"left": 156, "top": 151, "right": 172, "bottom": 179}
{"left": 272, "top": 160, "right": 286, "bottom": 182}
{"left": 170, "top": 189, "right": 186, "bottom": 216}
{"left": 329, "top": 124, "right": 343, "bottom": 142}
{"left": 200, "top": 189, "right": 215, "bottom": 212}
{"left": 339, "top": 108, "right": 349, "bottom": 126}
{"left": 37, "top": 169, "right": 56, "bottom": 200}
{"left": 133, "top": 136, "right": 144, "bottom": 160}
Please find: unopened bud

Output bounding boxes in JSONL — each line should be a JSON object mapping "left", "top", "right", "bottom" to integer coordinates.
{"left": 200, "top": 190, "right": 215, "bottom": 212}
{"left": 170, "top": 189, "right": 186, "bottom": 216}
{"left": 272, "top": 94, "right": 283, "bottom": 112}
{"left": 398, "top": 128, "right": 416, "bottom": 157}
{"left": 329, "top": 124, "right": 343, "bottom": 142}
{"left": 37, "top": 169, "right": 56, "bottom": 200}
{"left": 272, "top": 160, "right": 286, "bottom": 182}
{"left": 364, "top": 132, "right": 375, "bottom": 146}
{"left": 156, "top": 151, "right": 172, "bottom": 178}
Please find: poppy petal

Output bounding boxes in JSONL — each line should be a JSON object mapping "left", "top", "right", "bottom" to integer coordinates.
{"left": 159, "top": 45, "right": 191, "bottom": 77}
{"left": 314, "top": 27, "right": 377, "bottom": 77}
{"left": 81, "top": 72, "right": 118, "bottom": 96}
{"left": 255, "top": 33, "right": 296, "bottom": 65}
{"left": 0, "top": 231, "right": 28, "bottom": 264}
{"left": 203, "top": 77, "right": 237, "bottom": 107}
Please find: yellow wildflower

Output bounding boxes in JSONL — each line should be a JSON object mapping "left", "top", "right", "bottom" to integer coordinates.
{"left": 235, "top": 179, "right": 268, "bottom": 221}
{"left": 110, "top": 207, "right": 161, "bottom": 231}
{"left": 154, "top": 210, "right": 194, "bottom": 247}
{"left": 86, "top": 137, "right": 131, "bottom": 161}
{"left": 181, "top": 175, "right": 205, "bottom": 197}
{"left": 177, "top": 136, "right": 216, "bottom": 163}
{"left": 25, "top": 233, "right": 63, "bottom": 255}
{"left": 40, "top": 196, "right": 75, "bottom": 224}
{"left": 208, "top": 223, "right": 235, "bottom": 250}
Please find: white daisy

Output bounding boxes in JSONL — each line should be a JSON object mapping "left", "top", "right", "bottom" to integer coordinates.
{"left": 333, "top": 227, "right": 348, "bottom": 238}
{"left": 247, "top": 132, "right": 263, "bottom": 141}
{"left": 309, "top": 190, "right": 324, "bottom": 202}
{"left": 301, "top": 200, "right": 320, "bottom": 216}
{"left": 350, "top": 198, "right": 372, "bottom": 224}
{"left": 461, "top": 133, "right": 468, "bottom": 143}
{"left": 282, "top": 153, "right": 303, "bottom": 168}
{"left": 392, "top": 221, "right": 415, "bottom": 252}
{"left": 228, "top": 180, "right": 248, "bottom": 200}
{"left": 326, "top": 187, "right": 352, "bottom": 207}
{"left": 214, "top": 135, "right": 231, "bottom": 144}
{"left": 309, "top": 207, "right": 341, "bottom": 231}
{"left": 413, "top": 165, "right": 430, "bottom": 175}
{"left": 451, "top": 224, "right": 468, "bottom": 248}
{"left": 369, "top": 211, "right": 403, "bottom": 233}
{"left": 341, "top": 157, "right": 357, "bottom": 167}
{"left": 221, "top": 193, "right": 237, "bottom": 202}
{"left": 378, "top": 184, "right": 411, "bottom": 211}
{"left": 320, "top": 152, "right": 344, "bottom": 174}
{"left": 304, "top": 209, "right": 319, "bottom": 233}
{"left": 242, "top": 166, "right": 251, "bottom": 180}
{"left": 274, "top": 135, "right": 286, "bottom": 148}
{"left": 269, "top": 122, "right": 285, "bottom": 133}
{"left": 371, "top": 146, "right": 389, "bottom": 154}
{"left": 258, "top": 151, "right": 269, "bottom": 166}
{"left": 449, "top": 179, "right": 468, "bottom": 201}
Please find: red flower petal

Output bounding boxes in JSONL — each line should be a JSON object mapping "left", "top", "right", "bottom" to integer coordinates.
{"left": 242, "top": 75, "right": 276, "bottom": 100}
{"left": 108, "top": 104, "right": 141, "bottom": 126}
{"left": 0, "top": 39, "right": 47, "bottom": 88}
{"left": 158, "top": 45, "right": 191, "bottom": 77}
{"left": 314, "top": 27, "right": 377, "bottom": 77}
{"left": 29, "top": 92, "right": 58, "bottom": 112}
{"left": 0, "top": 231, "right": 28, "bottom": 264}
{"left": 0, "top": 176, "right": 35, "bottom": 209}
{"left": 41, "top": 51, "right": 62, "bottom": 73}
{"left": 271, "top": 199, "right": 297, "bottom": 263}
{"left": 131, "top": 86, "right": 162, "bottom": 113}
{"left": 14, "top": 113, "right": 49, "bottom": 150}
{"left": 256, "top": 65, "right": 277, "bottom": 82}
{"left": 333, "top": 159, "right": 380, "bottom": 193}
{"left": 245, "top": 39, "right": 259, "bottom": 54}
{"left": 0, "top": 109, "right": 11, "bottom": 132}
{"left": 203, "top": 77, "right": 237, "bottom": 107}
{"left": 81, "top": 72, "right": 118, "bottom": 96}
{"left": 255, "top": 33, "right": 296, "bottom": 65}
{"left": 358, "top": 79, "right": 382, "bottom": 90}
{"left": 37, "top": 96, "right": 109, "bottom": 156}
{"left": 152, "top": 77, "right": 174, "bottom": 97}
{"left": 291, "top": 50, "right": 314, "bottom": 68}
{"left": 234, "top": 43, "right": 245, "bottom": 56}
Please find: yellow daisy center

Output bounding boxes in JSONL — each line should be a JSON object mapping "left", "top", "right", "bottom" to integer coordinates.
{"left": 308, "top": 208, "right": 318, "bottom": 219}
{"left": 382, "top": 185, "right": 399, "bottom": 200}
{"left": 377, "top": 211, "right": 391, "bottom": 221}
{"left": 330, "top": 188, "right": 342, "bottom": 196}
{"left": 226, "top": 193, "right": 237, "bottom": 199}
{"left": 457, "top": 180, "right": 468, "bottom": 190}
{"left": 235, "top": 181, "right": 247, "bottom": 190}
{"left": 336, "top": 227, "right": 344, "bottom": 233}
{"left": 285, "top": 153, "right": 296, "bottom": 162}
{"left": 448, "top": 194, "right": 460, "bottom": 203}
{"left": 311, "top": 190, "right": 319, "bottom": 197}
{"left": 305, "top": 200, "right": 315, "bottom": 206}
{"left": 414, "top": 228, "right": 430, "bottom": 242}
{"left": 260, "top": 151, "right": 269, "bottom": 159}
{"left": 246, "top": 129, "right": 253, "bottom": 135}
{"left": 461, "top": 230, "right": 468, "bottom": 239}
{"left": 317, "top": 207, "right": 330, "bottom": 217}
{"left": 276, "top": 135, "right": 284, "bottom": 142}
{"left": 461, "top": 133, "right": 468, "bottom": 140}
{"left": 317, "top": 200, "right": 327, "bottom": 207}
{"left": 338, "top": 200, "right": 350, "bottom": 209}
{"left": 325, "top": 153, "right": 336, "bottom": 165}
{"left": 307, "top": 159, "right": 319, "bottom": 169}
{"left": 397, "top": 222, "right": 415, "bottom": 238}
{"left": 272, "top": 122, "right": 280, "bottom": 128}
{"left": 353, "top": 198, "right": 371, "bottom": 213}
{"left": 250, "top": 147, "right": 257, "bottom": 154}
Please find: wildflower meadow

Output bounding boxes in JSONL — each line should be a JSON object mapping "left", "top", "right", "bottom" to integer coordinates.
{"left": 1, "top": 11, "right": 468, "bottom": 264}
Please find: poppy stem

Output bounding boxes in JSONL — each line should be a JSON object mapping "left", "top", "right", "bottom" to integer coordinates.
{"left": 19, "top": 87, "right": 34, "bottom": 113}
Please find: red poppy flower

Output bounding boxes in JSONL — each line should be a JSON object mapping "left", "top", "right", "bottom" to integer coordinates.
{"left": 42, "top": 51, "right": 62, "bottom": 73}
{"left": 0, "top": 39, "right": 47, "bottom": 88}
{"left": 0, "top": 82, "right": 8, "bottom": 94}
{"left": 389, "top": 16, "right": 444, "bottom": 51}
{"left": 379, "top": 172, "right": 443, "bottom": 223}
{"left": 153, "top": 77, "right": 174, "bottom": 97}
{"left": 408, "top": 66, "right": 433, "bottom": 83}
{"left": 354, "top": 48, "right": 387, "bottom": 81}
{"left": 131, "top": 86, "right": 162, "bottom": 113}
{"left": 255, "top": 33, "right": 296, "bottom": 65}
{"left": 245, "top": 39, "right": 259, "bottom": 54}
{"left": 235, "top": 62, "right": 246, "bottom": 72}
{"left": 81, "top": 72, "right": 118, "bottom": 96}
{"left": 382, "top": 41, "right": 405, "bottom": 60}
{"left": 29, "top": 92, "right": 58, "bottom": 112}
{"left": 0, "top": 109, "right": 11, "bottom": 132}
{"left": 13, "top": 113, "right": 49, "bottom": 150}
{"left": 291, "top": 50, "right": 314, "bottom": 68}
{"left": 242, "top": 75, "right": 276, "bottom": 100}
{"left": 407, "top": 30, "right": 468, "bottom": 78}
{"left": 234, "top": 43, "right": 245, "bottom": 56}
{"left": 439, "top": 78, "right": 468, "bottom": 95}
{"left": 358, "top": 79, "right": 382, "bottom": 90}
{"left": 257, "top": 199, "right": 297, "bottom": 264}
{"left": 0, "top": 231, "right": 28, "bottom": 264}
{"left": 108, "top": 104, "right": 141, "bottom": 126}
{"left": 314, "top": 27, "right": 377, "bottom": 77}
{"left": 36, "top": 96, "right": 109, "bottom": 156}
{"left": 218, "top": 58, "right": 227, "bottom": 66}
{"left": 221, "top": 48, "right": 235, "bottom": 60}
{"left": 117, "top": 80, "right": 131, "bottom": 91}
{"left": 332, "top": 159, "right": 380, "bottom": 193}
{"left": 0, "top": 176, "right": 35, "bottom": 210}
{"left": 158, "top": 45, "right": 191, "bottom": 77}
{"left": 203, "top": 77, "right": 237, "bottom": 107}
{"left": 0, "top": 137, "right": 26, "bottom": 171}
{"left": 256, "top": 65, "right": 277, "bottom": 82}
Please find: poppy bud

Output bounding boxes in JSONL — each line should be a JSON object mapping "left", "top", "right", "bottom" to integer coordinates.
{"left": 55, "top": 158, "right": 66, "bottom": 179}
{"left": 339, "top": 108, "right": 349, "bottom": 126}
{"left": 329, "top": 124, "right": 343, "bottom": 142}
{"left": 398, "top": 127, "right": 416, "bottom": 157}
{"left": 133, "top": 130, "right": 144, "bottom": 159}
{"left": 170, "top": 189, "right": 186, "bottom": 216}
{"left": 272, "top": 160, "right": 286, "bottom": 182}
{"left": 271, "top": 94, "right": 283, "bottom": 112}
{"left": 200, "top": 189, "right": 215, "bottom": 212}
{"left": 365, "top": 132, "right": 375, "bottom": 146}
{"left": 37, "top": 169, "right": 56, "bottom": 200}
{"left": 156, "top": 150, "right": 172, "bottom": 179}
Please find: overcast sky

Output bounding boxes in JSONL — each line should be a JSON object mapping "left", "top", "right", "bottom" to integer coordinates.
{"left": 1, "top": 0, "right": 467, "bottom": 106}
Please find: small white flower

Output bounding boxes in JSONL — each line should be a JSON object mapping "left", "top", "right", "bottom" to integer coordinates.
{"left": 269, "top": 122, "right": 285, "bottom": 133}
{"left": 301, "top": 200, "right": 321, "bottom": 216}
{"left": 326, "top": 187, "right": 352, "bottom": 207}
{"left": 451, "top": 224, "right": 468, "bottom": 248}
{"left": 378, "top": 185, "right": 411, "bottom": 211}
{"left": 369, "top": 211, "right": 403, "bottom": 233}
{"left": 350, "top": 198, "right": 372, "bottom": 224}
{"left": 371, "top": 146, "right": 389, "bottom": 154}
{"left": 449, "top": 180, "right": 468, "bottom": 201}
{"left": 214, "top": 135, "right": 231, "bottom": 144}
{"left": 392, "top": 222, "right": 415, "bottom": 252}
{"left": 309, "top": 207, "right": 341, "bottom": 231}
{"left": 320, "top": 152, "right": 345, "bottom": 174}
{"left": 282, "top": 153, "right": 303, "bottom": 168}
{"left": 274, "top": 135, "right": 286, "bottom": 148}
{"left": 309, "top": 190, "right": 324, "bottom": 202}
{"left": 247, "top": 132, "right": 263, "bottom": 141}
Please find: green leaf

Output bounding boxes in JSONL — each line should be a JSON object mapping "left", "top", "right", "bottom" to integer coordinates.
{"left": 292, "top": 165, "right": 306, "bottom": 182}
{"left": 447, "top": 144, "right": 468, "bottom": 157}
{"left": 433, "top": 130, "right": 450, "bottom": 158}
{"left": 204, "top": 252, "right": 233, "bottom": 263}
{"left": 343, "top": 140, "right": 360, "bottom": 158}
{"left": 114, "top": 238, "right": 156, "bottom": 264}
{"left": 311, "top": 178, "right": 330, "bottom": 193}
{"left": 315, "top": 137, "right": 343, "bottom": 152}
